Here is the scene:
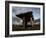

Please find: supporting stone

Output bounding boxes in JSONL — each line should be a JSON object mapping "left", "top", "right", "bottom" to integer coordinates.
{"left": 23, "top": 17, "right": 25, "bottom": 29}
{"left": 30, "top": 18, "right": 34, "bottom": 27}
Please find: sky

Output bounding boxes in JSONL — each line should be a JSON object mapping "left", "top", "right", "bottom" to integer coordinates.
{"left": 12, "top": 7, "right": 40, "bottom": 24}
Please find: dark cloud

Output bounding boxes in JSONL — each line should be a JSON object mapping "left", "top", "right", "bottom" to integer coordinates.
{"left": 12, "top": 7, "right": 40, "bottom": 24}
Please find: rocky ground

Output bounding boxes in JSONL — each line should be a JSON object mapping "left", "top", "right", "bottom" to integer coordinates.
{"left": 12, "top": 24, "right": 40, "bottom": 31}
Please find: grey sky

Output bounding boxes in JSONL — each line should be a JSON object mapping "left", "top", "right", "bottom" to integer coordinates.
{"left": 12, "top": 7, "right": 40, "bottom": 20}
{"left": 12, "top": 7, "right": 40, "bottom": 25}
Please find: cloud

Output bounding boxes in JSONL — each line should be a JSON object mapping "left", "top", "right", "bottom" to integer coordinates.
{"left": 12, "top": 7, "right": 40, "bottom": 23}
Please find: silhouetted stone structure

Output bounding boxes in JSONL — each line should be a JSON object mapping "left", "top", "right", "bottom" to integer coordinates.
{"left": 16, "top": 11, "right": 34, "bottom": 29}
